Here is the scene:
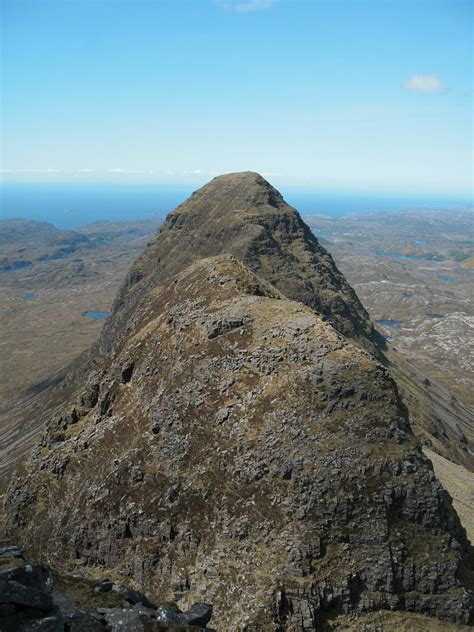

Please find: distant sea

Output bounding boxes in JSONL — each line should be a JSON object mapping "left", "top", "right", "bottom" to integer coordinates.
{"left": 0, "top": 182, "right": 471, "bottom": 229}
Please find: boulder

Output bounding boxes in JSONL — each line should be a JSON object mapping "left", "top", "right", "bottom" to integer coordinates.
{"left": 182, "top": 603, "right": 213, "bottom": 627}
{"left": 111, "top": 584, "right": 155, "bottom": 608}
{"left": 0, "top": 579, "right": 52, "bottom": 610}
{"left": 0, "top": 565, "right": 53, "bottom": 594}
{"left": 155, "top": 602, "right": 186, "bottom": 625}
{"left": 96, "top": 608, "right": 144, "bottom": 631}
{"left": 52, "top": 593, "right": 105, "bottom": 631}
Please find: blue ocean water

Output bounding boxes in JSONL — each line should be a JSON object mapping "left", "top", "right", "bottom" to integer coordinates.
{"left": 0, "top": 183, "right": 192, "bottom": 228}
{"left": 0, "top": 182, "right": 471, "bottom": 230}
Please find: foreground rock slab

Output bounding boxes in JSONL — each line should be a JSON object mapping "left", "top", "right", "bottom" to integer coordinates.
{"left": 0, "top": 551, "right": 215, "bottom": 631}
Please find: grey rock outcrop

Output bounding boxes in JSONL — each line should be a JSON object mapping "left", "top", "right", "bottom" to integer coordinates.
{"left": 0, "top": 549, "right": 214, "bottom": 631}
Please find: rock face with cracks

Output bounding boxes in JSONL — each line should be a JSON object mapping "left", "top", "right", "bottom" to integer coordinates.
{"left": 5, "top": 255, "right": 474, "bottom": 629}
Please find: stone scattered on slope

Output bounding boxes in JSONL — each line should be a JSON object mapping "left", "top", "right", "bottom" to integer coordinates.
{"left": 0, "top": 547, "right": 215, "bottom": 631}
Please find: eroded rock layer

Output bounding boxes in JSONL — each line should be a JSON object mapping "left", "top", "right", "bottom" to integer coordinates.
{"left": 6, "top": 256, "right": 474, "bottom": 629}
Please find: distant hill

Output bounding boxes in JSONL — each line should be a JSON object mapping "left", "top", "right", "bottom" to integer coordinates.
{"left": 0, "top": 218, "right": 92, "bottom": 271}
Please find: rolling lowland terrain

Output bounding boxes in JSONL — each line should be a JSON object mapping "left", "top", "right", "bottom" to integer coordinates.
{"left": 0, "top": 173, "right": 473, "bottom": 630}
{"left": 306, "top": 208, "right": 474, "bottom": 409}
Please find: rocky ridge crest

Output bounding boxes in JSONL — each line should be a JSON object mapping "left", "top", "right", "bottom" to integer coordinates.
{"left": 99, "top": 172, "right": 378, "bottom": 358}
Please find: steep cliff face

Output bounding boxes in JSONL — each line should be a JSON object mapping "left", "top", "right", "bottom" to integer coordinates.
{"left": 6, "top": 256, "right": 474, "bottom": 629}
{"left": 99, "top": 172, "right": 379, "bottom": 358}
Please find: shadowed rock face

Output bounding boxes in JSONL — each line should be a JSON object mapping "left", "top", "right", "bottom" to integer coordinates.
{"left": 99, "top": 172, "right": 379, "bottom": 357}
{"left": 6, "top": 256, "right": 474, "bottom": 629}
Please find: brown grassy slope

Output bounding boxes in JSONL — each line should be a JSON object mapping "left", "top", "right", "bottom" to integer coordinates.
{"left": 327, "top": 610, "right": 472, "bottom": 630}
{"left": 426, "top": 448, "right": 474, "bottom": 544}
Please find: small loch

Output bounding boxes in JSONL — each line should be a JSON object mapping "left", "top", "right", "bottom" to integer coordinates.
{"left": 430, "top": 271, "right": 454, "bottom": 283}
{"left": 2, "top": 262, "right": 33, "bottom": 273}
{"left": 21, "top": 293, "right": 35, "bottom": 300}
{"left": 84, "top": 311, "right": 109, "bottom": 319}
{"left": 377, "top": 319, "right": 401, "bottom": 329}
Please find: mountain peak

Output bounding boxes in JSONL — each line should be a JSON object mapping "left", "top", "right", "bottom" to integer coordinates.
{"left": 208, "top": 170, "right": 268, "bottom": 183}
{"left": 170, "top": 171, "right": 286, "bottom": 220}
{"left": 5, "top": 174, "right": 474, "bottom": 630}
{"left": 202, "top": 171, "right": 275, "bottom": 190}
{"left": 99, "top": 173, "right": 379, "bottom": 356}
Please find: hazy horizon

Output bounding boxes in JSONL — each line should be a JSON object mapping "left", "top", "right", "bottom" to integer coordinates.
{"left": 1, "top": 179, "right": 472, "bottom": 230}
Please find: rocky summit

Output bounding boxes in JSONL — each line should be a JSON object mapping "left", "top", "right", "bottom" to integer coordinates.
{"left": 2, "top": 173, "right": 474, "bottom": 630}
{"left": 99, "top": 171, "right": 379, "bottom": 358}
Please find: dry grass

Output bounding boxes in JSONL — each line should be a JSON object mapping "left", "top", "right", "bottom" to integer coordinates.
{"left": 461, "top": 256, "right": 474, "bottom": 269}
{"left": 328, "top": 610, "right": 471, "bottom": 631}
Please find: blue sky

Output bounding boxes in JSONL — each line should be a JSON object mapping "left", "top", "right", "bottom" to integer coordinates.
{"left": 1, "top": 0, "right": 472, "bottom": 194}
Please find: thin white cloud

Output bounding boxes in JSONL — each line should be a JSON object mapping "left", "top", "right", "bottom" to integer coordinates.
{"left": 216, "top": 0, "right": 276, "bottom": 13}
{"left": 78, "top": 168, "right": 95, "bottom": 173}
{"left": 181, "top": 169, "right": 221, "bottom": 177}
{"left": 1, "top": 168, "right": 61, "bottom": 173}
{"left": 107, "top": 168, "right": 141, "bottom": 174}
{"left": 403, "top": 74, "right": 445, "bottom": 93}
{"left": 27, "top": 168, "right": 61, "bottom": 173}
